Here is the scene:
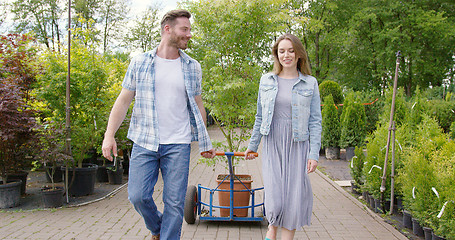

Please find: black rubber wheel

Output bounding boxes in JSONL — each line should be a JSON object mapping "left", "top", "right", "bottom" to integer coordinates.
{"left": 184, "top": 185, "right": 197, "bottom": 224}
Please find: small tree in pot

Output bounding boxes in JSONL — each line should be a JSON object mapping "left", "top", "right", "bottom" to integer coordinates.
{"left": 340, "top": 92, "right": 366, "bottom": 160}
{"left": 36, "top": 122, "right": 72, "bottom": 208}
{"left": 322, "top": 94, "right": 341, "bottom": 159}
{"left": 36, "top": 122, "right": 72, "bottom": 189}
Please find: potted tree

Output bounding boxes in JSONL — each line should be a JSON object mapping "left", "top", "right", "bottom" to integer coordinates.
{"left": 340, "top": 92, "right": 366, "bottom": 160}
{"left": 350, "top": 146, "right": 365, "bottom": 194}
{"left": 0, "top": 83, "right": 33, "bottom": 208}
{"left": 321, "top": 94, "right": 341, "bottom": 159}
{"left": 35, "top": 23, "right": 122, "bottom": 197}
{"left": 199, "top": 64, "right": 258, "bottom": 217}
{"left": 0, "top": 33, "right": 38, "bottom": 207}
{"left": 36, "top": 122, "right": 72, "bottom": 208}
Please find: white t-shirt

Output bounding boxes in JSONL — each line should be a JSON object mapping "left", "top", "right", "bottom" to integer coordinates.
{"left": 154, "top": 55, "right": 192, "bottom": 144}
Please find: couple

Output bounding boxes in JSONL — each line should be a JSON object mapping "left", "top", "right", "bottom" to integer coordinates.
{"left": 102, "top": 9, "right": 321, "bottom": 240}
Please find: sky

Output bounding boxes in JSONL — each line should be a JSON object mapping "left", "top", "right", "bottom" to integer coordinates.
{"left": 0, "top": 0, "right": 181, "bottom": 34}
{"left": 132, "top": 0, "right": 180, "bottom": 16}
{"left": 130, "top": 0, "right": 180, "bottom": 19}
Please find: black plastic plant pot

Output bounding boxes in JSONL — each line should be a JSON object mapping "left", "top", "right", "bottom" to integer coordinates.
{"left": 41, "top": 186, "right": 64, "bottom": 208}
{"left": 62, "top": 163, "right": 98, "bottom": 197}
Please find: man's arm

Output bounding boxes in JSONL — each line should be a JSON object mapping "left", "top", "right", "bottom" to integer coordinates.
{"left": 102, "top": 88, "right": 135, "bottom": 161}
{"left": 194, "top": 95, "right": 216, "bottom": 158}
{"left": 194, "top": 95, "right": 207, "bottom": 126}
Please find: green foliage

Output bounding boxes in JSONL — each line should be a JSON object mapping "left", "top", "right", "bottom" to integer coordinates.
{"left": 123, "top": 5, "right": 161, "bottom": 53}
{"left": 363, "top": 120, "right": 412, "bottom": 199}
{"left": 424, "top": 100, "right": 455, "bottom": 133}
{"left": 397, "top": 115, "right": 455, "bottom": 237}
{"left": 356, "top": 90, "right": 383, "bottom": 134}
{"left": 379, "top": 88, "right": 408, "bottom": 127}
{"left": 35, "top": 35, "right": 126, "bottom": 168}
{"left": 321, "top": 94, "right": 340, "bottom": 148}
{"left": 450, "top": 121, "right": 455, "bottom": 140}
{"left": 407, "top": 87, "right": 427, "bottom": 129}
{"left": 350, "top": 146, "right": 365, "bottom": 186}
{"left": 185, "top": 0, "right": 284, "bottom": 172}
{"left": 340, "top": 92, "right": 367, "bottom": 148}
{"left": 334, "top": 0, "right": 455, "bottom": 96}
{"left": 319, "top": 80, "right": 343, "bottom": 105}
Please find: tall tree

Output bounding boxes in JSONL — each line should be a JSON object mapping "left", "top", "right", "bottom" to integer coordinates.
{"left": 123, "top": 5, "right": 161, "bottom": 53}
{"left": 99, "top": 0, "right": 130, "bottom": 53}
{"left": 335, "top": 0, "right": 455, "bottom": 95}
{"left": 72, "top": 0, "right": 101, "bottom": 30}
{"left": 11, "top": 0, "right": 64, "bottom": 51}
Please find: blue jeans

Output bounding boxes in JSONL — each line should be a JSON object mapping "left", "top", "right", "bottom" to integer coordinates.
{"left": 128, "top": 143, "right": 191, "bottom": 240}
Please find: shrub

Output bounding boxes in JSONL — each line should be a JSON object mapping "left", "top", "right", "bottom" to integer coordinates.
{"left": 425, "top": 99, "right": 455, "bottom": 133}
{"left": 356, "top": 90, "right": 383, "bottom": 134}
{"left": 379, "top": 88, "right": 408, "bottom": 127}
{"left": 350, "top": 146, "right": 365, "bottom": 186}
{"left": 398, "top": 115, "right": 450, "bottom": 230}
{"left": 363, "top": 120, "right": 411, "bottom": 200}
{"left": 319, "top": 80, "right": 343, "bottom": 105}
{"left": 450, "top": 121, "right": 455, "bottom": 140}
{"left": 321, "top": 94, "right": 340, "bottom": 148}
{"left": 0, "top": 34, "right": 38, "bottom": 183}
{"left": 340, "top": 93, "right": 367, "bottom": 148}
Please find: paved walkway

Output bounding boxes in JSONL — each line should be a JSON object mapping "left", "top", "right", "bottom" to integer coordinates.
{"left": 0, "top": 127, "right": 407, "bottom": 240}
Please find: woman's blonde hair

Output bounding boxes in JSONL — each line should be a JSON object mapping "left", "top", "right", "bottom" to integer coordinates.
{"left": 272, "top": 33, "right": 311, "bottom": 75}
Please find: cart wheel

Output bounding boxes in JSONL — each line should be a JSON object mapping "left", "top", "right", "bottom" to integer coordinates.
{"left": 184, "top": 185, "right": 197, "bottom": 224}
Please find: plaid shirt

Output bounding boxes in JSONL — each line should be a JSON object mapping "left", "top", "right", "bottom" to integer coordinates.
{"left": 122, "top": 48, "right": 212, "bottom": 153}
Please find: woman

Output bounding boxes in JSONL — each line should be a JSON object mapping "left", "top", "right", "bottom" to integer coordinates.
{"left": 245, "top": 33, "right": 322, "bottom": 240}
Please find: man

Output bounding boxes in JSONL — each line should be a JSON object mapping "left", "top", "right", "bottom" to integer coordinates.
{"left": 102, "top": 9, "right": 216, "bottom": 240}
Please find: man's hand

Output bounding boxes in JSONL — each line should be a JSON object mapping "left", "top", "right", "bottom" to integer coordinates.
{"left": 307, "top": 159, "right": 318, "bottom": 173}
{"left": 244, "top": 149, "right": 257, "bottom": 160}
{"left": 201, "top": 149, "right": 216, "bottom": 158}
{"left": 102, "top": 136, "right": 117, "bottom": 161}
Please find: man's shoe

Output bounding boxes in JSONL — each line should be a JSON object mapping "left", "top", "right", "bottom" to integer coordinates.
{"left": 151, "top": 234, "right": 160, "bottom": 240}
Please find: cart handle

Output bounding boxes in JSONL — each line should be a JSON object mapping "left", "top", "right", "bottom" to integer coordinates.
{"left": 200, "top": 151, "right": 258, "bottom": 157}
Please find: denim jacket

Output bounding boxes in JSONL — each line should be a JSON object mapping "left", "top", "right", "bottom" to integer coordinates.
{"left": 247, "top": 72, "right": 322, "bottom": 161}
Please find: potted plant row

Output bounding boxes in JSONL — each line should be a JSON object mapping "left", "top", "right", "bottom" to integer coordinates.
{"left": 0, "top": 33, "right": 38, "bottom": 208}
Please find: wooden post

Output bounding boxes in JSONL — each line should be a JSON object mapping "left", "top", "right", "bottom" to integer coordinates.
{"left": 65, "top": 0, "right": 72, "bottom": 204}
{"left": 380, "top": 51, "right": 401, "bottom": 209}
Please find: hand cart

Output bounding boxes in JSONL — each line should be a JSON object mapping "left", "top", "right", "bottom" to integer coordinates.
{"left": 184, "top": 151, "right": 264, "bottom": 223}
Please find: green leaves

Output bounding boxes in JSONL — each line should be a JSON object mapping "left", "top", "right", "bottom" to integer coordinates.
{"left": 321, "top": 94, "right": 340, "bottom": 148}
{"left": 35, "top": 40, "right": 125, "bottom": 166}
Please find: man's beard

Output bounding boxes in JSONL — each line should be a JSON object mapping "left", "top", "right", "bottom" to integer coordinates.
{"left": 170, "top": 34, "right": 188, "bottom": 50}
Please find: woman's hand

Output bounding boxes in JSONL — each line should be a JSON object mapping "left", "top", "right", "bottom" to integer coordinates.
{"left": 307, "top": 159, "right": 318, "bottom": 173}
{"left": 244, "top": 149, "right": 257, "bottom": 160}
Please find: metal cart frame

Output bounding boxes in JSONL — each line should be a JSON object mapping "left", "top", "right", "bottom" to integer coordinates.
{"left": 184, "top": 152, "right": 264, "bottom": 223}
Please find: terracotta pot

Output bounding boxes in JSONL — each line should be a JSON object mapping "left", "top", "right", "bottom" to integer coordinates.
{"left": 216, "top": 174, "right": 252, "bottom": 217}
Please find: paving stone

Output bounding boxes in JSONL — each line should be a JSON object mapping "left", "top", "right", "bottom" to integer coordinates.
{"left": 0, "top": 127, "right": 409, "bottom": 240}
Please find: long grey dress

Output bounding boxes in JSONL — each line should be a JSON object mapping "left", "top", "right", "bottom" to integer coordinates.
{"left": 262, "top": 76, "right": 313, "bottom": 230}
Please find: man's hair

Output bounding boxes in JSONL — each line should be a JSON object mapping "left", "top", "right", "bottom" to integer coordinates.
{"left": 160, "top": 9, "right": 191, "bottom": 32}
{"left": 272, "top": 33, "right": 311, "bottom": 75}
